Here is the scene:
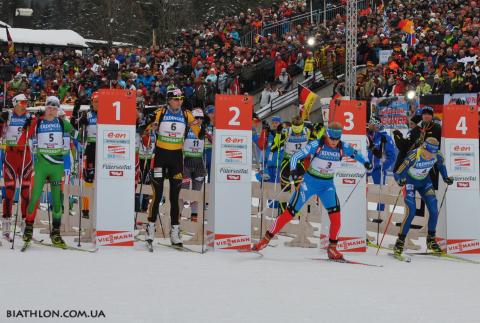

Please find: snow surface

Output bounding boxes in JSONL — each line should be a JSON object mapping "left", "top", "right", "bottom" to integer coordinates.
{"left": 2, "top": 230, "right": 480, "bottom": 323}
{"left": 0, "top": 28, "right": 88, "bottom": 48}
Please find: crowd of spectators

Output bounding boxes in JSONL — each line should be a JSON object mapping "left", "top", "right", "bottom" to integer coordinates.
{"left": 354, "top": 0, "right": 480, "bottom": 100}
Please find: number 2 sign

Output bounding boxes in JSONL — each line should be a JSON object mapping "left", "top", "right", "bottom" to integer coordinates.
{"left": 331, "top": 100, "right": 366, "bottom": 135}
{"left": 442, "top": 105, "right": 478, "bottom": 139}
{"left": 98, "top": 89, "right": 137, "bottom": 126}
{"left": 215, "top": 95, "right": 253, "bottom": 131}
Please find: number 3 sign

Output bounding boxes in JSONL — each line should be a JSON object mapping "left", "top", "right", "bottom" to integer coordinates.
{"left": 442, "top": 105, "right": 478, "bottom": 139}
{"left": 331, "top": 100, "right": 366, "bottom": 135}
{"left": 215, "top": 95, "right": 253, "bottom": 131}
{"left": 98, "top": 89, "right": 137, "bottom": 125}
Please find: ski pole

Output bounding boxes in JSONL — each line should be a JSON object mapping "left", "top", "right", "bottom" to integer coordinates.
{"left": 341, "top": 172, "right": 366, "bottom": 207}
{"left": 46, "top": 183, "right": 52, "bottom": 234}
{"left": 376, "top": 188, "right": 402, "bottom": 255}
{"left": 437, "top": 185, "right": 448, "bottom": 216}
{"left": 258, "top": 139, "right": 266, "bottom": 239}
{"left": 11, "top": 126, "right": 30, "bottom": 250}
{"left": 376, "top": 168, "right": 384, "bottom": 244}
{"left": 77, "top": 124, "right": 86, "bottom": 247}
{"left": 134, "top": 134, "right": 152, "bottom": 230}
{"left": 256, "top": 183, "right": 292, "bottom": 219}
{"left": 202, "top": 146, "right": 207, "bottom": 254}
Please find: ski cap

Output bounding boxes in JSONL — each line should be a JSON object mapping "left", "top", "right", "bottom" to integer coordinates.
{"left": 167, "top": 87, "right": 184, "bottom": 100}
{"left": 272, "top": 116, "right": 282, "bottom": 123}
{"left": 91, "top": 91, "right": 99, "bottom": 101}
{"left": 192, "top": 108, "right": 204, "bottom": 118}
{"left": 326, "top": 121, "right": 342, "bottom": 140}
{"left": 45, "top": 96, "right": 60, "bottom": 108}
{"left": 423, "top": 137, "right": 439, "bottom": 154}
{"left": 206, "top": 105, "right": 215, "bottom": 114}
{"left": 368, "top": 117, "right": 384, "bottom": 130}
{"left": 12, "top": 94, "right": 28, "bottom": 106}
{"left": 421, "top": 106, "right": 434, "bottom": 115}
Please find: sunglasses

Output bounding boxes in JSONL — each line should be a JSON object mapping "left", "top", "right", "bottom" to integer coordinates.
{"left": 329, "top": 137, "right": 341, "bottom": 141}
{"left": 171, "top": 97, "right": 184, "bottom": 101}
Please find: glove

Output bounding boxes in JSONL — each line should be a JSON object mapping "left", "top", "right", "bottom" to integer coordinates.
{"left": 290, "top": 169, "right": 303, "bottom": 182}
{"left": 23, "top": 117, "right": 32, "bottom": 129}
{"left": 397, "top": 178, "right": 406, "bottom": 186}
{"left": 444, "top": 176, "right": 454, "bottom": 185}
{"left": 364, "top": 162, "right": 373, "bottom": 171}
{"left": 276, "top": 123, "right": 283, "bottom": 134}
{"left": 392, "top": 130, "right": 403, "bottom": 138}
{"left": 261, "top": 120, "right": 270, "bottom": 131}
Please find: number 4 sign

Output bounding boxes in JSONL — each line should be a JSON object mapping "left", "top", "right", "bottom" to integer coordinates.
{"left": 442, "top": 105, "right": 478, "bottom": 139}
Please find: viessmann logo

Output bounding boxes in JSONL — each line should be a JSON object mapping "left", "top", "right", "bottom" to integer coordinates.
{"left": 227, "top": 175, "right": 240, "bottom": 180}
{"left": 109, "top": 171, "right": 124, "bottom": 177}
{"left": 342, "top": 178, "right": 356, "bottom": 184}
{"left": 454, "top": 157, "right": 471, "bottom": 167}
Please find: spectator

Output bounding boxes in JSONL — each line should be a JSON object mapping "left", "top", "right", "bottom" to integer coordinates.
{"left": 277, "top": 68, "right": 292, "bottom": 92}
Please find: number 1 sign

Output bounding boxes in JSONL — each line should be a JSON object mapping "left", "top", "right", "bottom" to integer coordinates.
{"left": 437, "top": 105, "right": 480, "bottom": 254}
{"left": 207, "top": 95, "right": 253, "bottom": 250}
{"left": 95, "top": 89, "right": 137, "bottom": 247}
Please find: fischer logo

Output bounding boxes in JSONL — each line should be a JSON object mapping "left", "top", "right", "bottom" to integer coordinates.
{"left": 342, "top": 178, "right": 356, "bottom": 184}
{"left": 457, "top": 182, "right": 470, "bottom": 188}
{"left": 227, "top": 175, "right": 240, "bottom": 181}
{"left": 109, "top": 171, "right": 124, "bottom": 177}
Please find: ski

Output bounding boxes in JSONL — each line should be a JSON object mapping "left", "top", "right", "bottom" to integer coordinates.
{"left": 157, "top": 242, "right": 201, "bottom": 254}
{"left": 20, "top": 239, "right": 44, "bottom": 252}
{"left": 238, "top": 249, "right": 264, "bottom": 257}
{"left": 389, "top": 253, "right": 411, "bottom": 262}
{"left": 406, "top": 252, "right": 480, "bottom": 264}
{"left": 310, "top": 257, "right": 383, "bottom": 267}
{"left": 367, "top": 240, "right": 393, "bottom": 251}
{"left": 33, "top": 239, "right": 97, "bottom": 253}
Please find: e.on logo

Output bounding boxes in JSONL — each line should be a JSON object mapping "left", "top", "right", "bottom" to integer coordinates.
{"left": 224, "top": 137, "right": 244, "bottom": 144}
{"left": 453, "top": 145, "right": 472, "bottom": 152}
{"left": 107, "top": 132, "right": 127, "bottom": 139}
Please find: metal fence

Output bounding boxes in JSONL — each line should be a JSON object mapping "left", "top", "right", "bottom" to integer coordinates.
{"left": 241, "top": 0, "right": 371, "bottom": 47}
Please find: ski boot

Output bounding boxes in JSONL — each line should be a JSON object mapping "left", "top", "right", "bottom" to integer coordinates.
{"left": 50, "top": 228, "right": 67, "bottom": 249}
{"left": 427, "top": 234, "right": 443, "bottom": 255}
{"left": 170, "top": 225, "right": 182, "bottom": 246}
{"left": 2, "top": 218, "right": 12, "bottom": 242}
{"left": 252, "top": 231, "right": 273, "bottom": 251}
{"left": 23, "top": 222, "right": 34, "bottom": 243}
{"left": 145, "top": 222, "right": 156, "bottom": 242}
{"left": 393, "top": 235, "right": 405, "bottom": 258}
{"left": 82, "top": 210, "right": 90, "bottom": 219}
{"left": 327, "top": 242, "right": 344, "bottom": 260}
